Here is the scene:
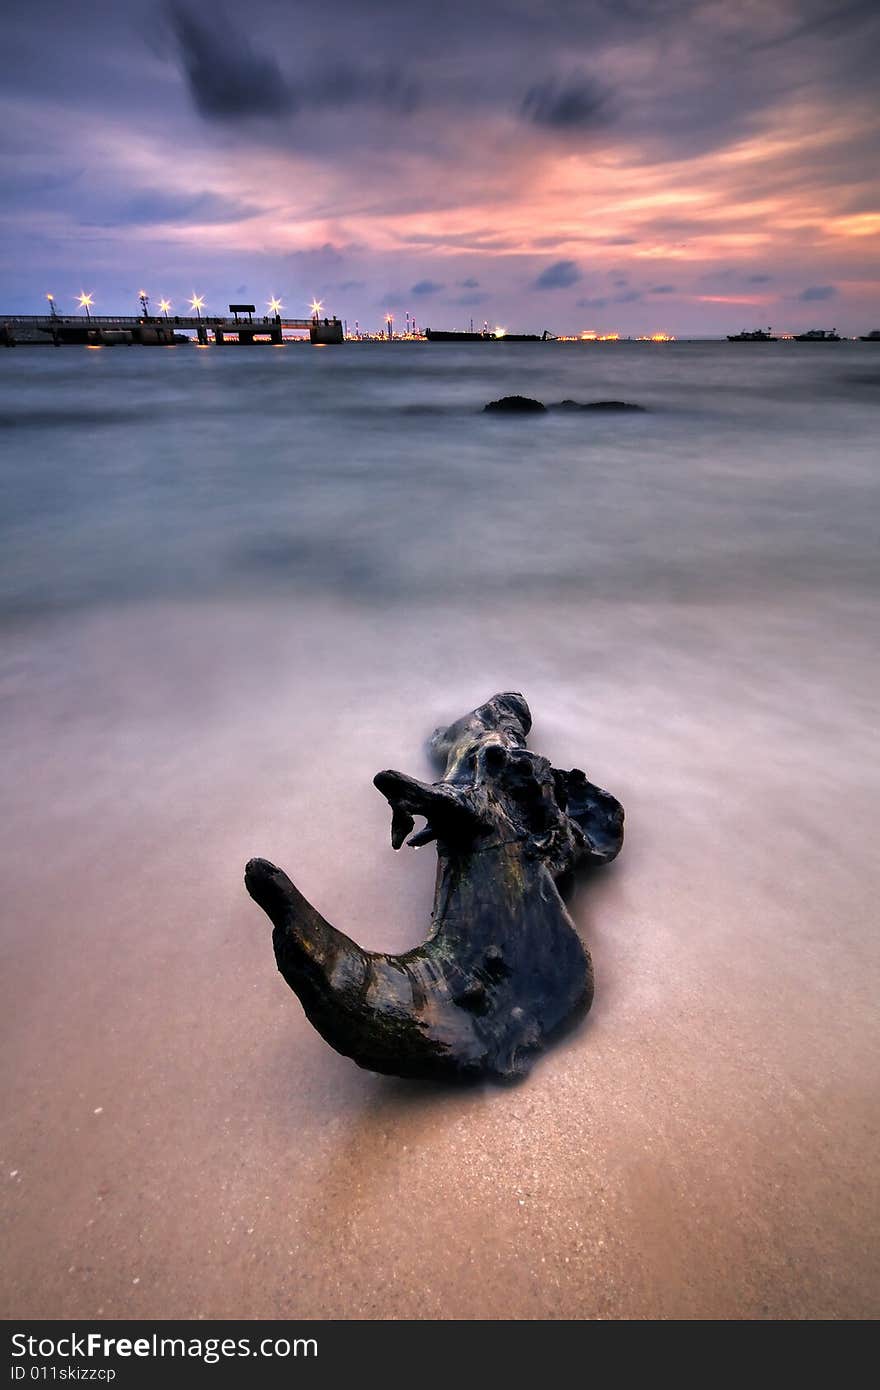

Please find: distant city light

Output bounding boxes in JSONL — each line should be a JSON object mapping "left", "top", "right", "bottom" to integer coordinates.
{"left": 494, "top": 326, "right": 506, "bottom": 338}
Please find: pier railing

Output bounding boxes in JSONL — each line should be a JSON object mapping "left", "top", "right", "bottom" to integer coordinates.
{"left": 2, "top": 314, "right": 319, "bottom": 330}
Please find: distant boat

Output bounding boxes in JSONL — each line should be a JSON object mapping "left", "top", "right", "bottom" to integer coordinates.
{"left": 425, "top": 329, "right": 493, "bottom": 341}
{"left": 793, "top": 329, "right": 841, "bottom": 341}
{"left": 859, "top": 330, "right": 880, "bottom": 341}
{"left": 727, "top": 327, "right": 777, "bottom": 341}
{"left": 500, "top": 331, "right": 555, "bottom": 341}
{"left": 425, "top": 328, "right": 554, "bottom": 342}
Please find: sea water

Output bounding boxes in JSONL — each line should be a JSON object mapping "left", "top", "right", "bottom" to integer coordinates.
{"left": 1, "top": 341, "right": 877, "bottom": 617}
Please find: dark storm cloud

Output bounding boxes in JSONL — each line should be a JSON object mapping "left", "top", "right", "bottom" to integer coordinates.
{"left": 410, "top": 280, "right": 444, "bottom": 295}
{"left": 799, "top": 285, "right": 837, "bottom": 301}
{"left": 533, "top": 260, "right": 582, "bottom": 290}
{"left": 167, "top": 3, "right": 419, "bottom": 125}
{"left": 520, "top": 74, "right": 609, "bottom": 129}
{"left": 167, "top": 4, "right": 297, "bottom": 120}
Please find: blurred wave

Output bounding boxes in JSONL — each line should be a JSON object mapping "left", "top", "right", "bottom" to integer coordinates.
{"left": 1, "top": 341, "right": 877, "bottom": 621}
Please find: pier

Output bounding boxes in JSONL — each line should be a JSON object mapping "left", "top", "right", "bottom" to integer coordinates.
{"left": 1, "top": 304, "right": 344, "bottom": 347}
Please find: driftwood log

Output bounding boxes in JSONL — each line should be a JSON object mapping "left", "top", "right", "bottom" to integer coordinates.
{"left": 245, "top": 693, "right": 624, "bottom": 1081}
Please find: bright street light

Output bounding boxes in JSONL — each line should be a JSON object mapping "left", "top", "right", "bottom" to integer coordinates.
{"left": 77, "top": 292, "right": 94, "bottom": 320}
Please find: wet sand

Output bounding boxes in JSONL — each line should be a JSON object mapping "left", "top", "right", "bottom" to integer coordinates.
{"left": 2, "top": 591, "right": 878, "bottom": 1320}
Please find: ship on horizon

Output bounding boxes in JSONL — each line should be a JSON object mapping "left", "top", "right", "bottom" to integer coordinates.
{"left": 793, "top": 328, "right": 841, "bottom": 341}
{"left": 727, "top": 327, "right": 777, "bottom": 341}
{"left": 425, "top": 327, "right": 554, "bottom": 342}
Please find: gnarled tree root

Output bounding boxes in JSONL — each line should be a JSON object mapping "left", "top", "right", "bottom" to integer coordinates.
{"left": 245, "top": 693, "right": 624, "bottom": 1081}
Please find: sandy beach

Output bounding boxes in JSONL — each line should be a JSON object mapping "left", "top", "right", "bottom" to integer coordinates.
{"left": 3, "top": 579, "right": 878, "bottom": 1320}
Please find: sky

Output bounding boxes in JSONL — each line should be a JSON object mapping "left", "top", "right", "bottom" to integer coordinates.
{"left": 1, "top": 0, "right": 878, "bottom": 335}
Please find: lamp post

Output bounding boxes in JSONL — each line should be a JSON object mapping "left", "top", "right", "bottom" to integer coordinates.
{"left": 139, "top": 290, "right": 150, "bottom": 318}
{"left": 310, "top": 298, "right": 323, "bottom": 323}
{"left": 189, "top": 294, "right": 205, "bottom": 322}
{"left": 78, "top": 292, "right": 93, "bottom": 321}
{"left": 46, "top": 294, "right": 57, "bottom": 319}
{"left": 268, "top": 296, "right": 283, "bottom": 320}
{"left": 159, "top": 298, "right": 171, "bottom": 319}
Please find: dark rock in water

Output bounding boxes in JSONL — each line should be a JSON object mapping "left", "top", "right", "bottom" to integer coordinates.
{"left": 246, "top": 692, "right": 624, "bottom": 1083}
{"left": 484, "top": 395, "right": 547, "bottom": 413}
{"left": 553, "top": 399, "right": 645, "bottom": 411}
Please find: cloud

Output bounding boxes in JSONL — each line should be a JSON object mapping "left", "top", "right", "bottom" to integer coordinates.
{"left": 410, "top": 279, "right": 444, "bottom": 296}
{"left": 533, "top": 260, "right": 582, "bottom": 290}
{"left": 3, "top": 0, "right": 879, "bottom": 333}
{"left": 103, "top": 190, "right": 262, "bottom": 227}
{"left": 521, "top": 73, "right": 608, "bottom": 129}
{"left": 323, "top": 64, "right": 420, "bottom": 115}
{"left": 799, "top": 284, "right": 837, "bottom": 301}
{"left": 751, "top": 0, "right": 879, "bottom": 51}
{"left": 576, "top": 285, "right": 645, "bottom": 309}
{"left": 650, "top": 284, "right": 676, "bottom": 293}
{"left": 167, "top": 5, "right": 418, "bottom": 124}
{"left": 168, "top": 4, "right": 296, "bottom": 120}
